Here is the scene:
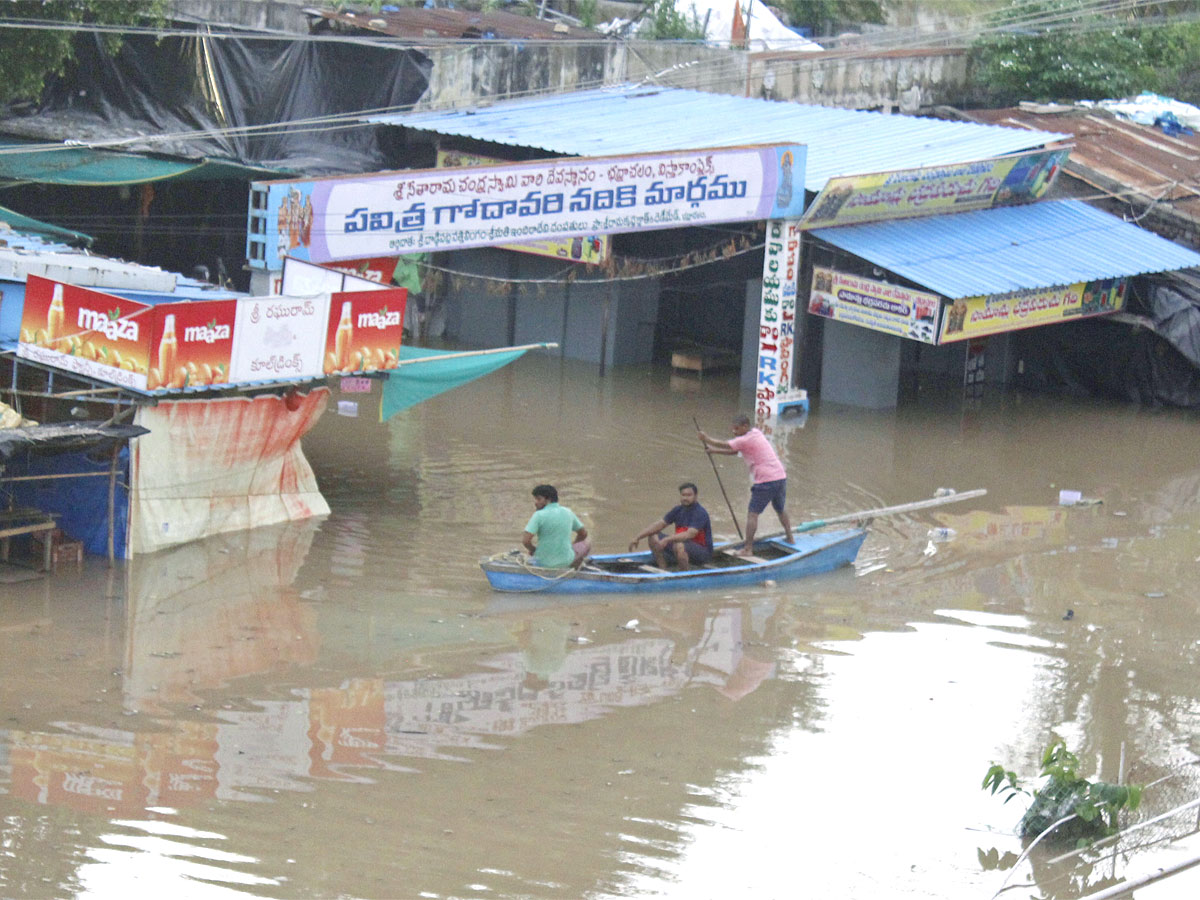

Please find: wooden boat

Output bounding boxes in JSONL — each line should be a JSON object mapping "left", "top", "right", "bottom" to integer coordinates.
{"left": 480, "top": 527, "right": 868, "bottom": 594}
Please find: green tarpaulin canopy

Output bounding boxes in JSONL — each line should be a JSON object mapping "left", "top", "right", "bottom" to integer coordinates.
{"left": 380, "top": 344, "right": 553, "bottom": 422}
{"left": 0, "top": 142, "right": 290, "bottom": 186}
{"left": 0, "top": 203, "right": 92, "bottom": 245}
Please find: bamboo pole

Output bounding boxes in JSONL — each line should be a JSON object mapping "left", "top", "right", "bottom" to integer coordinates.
{"left": 107, "top": 444, "right": 118, "bottom": 567}
{"left": 793, "top": 488, "right": 987, "bottom": 534}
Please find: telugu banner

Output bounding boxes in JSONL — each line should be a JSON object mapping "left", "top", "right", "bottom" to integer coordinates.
{"left": 438, "top": 149, "right": 611, "bottom": 264}
{"left": 939, "top": 277, "right": 1126, "bottom": 343}
{"left": 801, "top": 148, "right": 1069, "bottom": 229}
{"left": 249, "top": 144, "right": 806, "bottom": 267}
{"left": 808, "top": 267, "right": 942, "bottom": 344}
{"left": 756, "top": 219, "right": 805, "bottom": 422}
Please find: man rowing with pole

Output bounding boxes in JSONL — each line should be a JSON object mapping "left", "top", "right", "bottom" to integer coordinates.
{"left": 698, "top": 414, "right": 794, "bottom": 556}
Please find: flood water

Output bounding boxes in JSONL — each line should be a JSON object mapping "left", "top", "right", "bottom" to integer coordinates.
{"left": 4, "top": 353, "right": 1200, "bottom": 899}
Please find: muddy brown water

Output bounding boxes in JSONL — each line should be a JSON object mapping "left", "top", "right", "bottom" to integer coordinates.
{"left": 4, "top": 354, "right": 1200, "bottom": 899}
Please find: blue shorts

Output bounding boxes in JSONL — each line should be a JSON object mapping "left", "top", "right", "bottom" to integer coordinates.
{"left": 655, "top": 534, "right": 713, "bottom": 564}
{"left": 749, "top": 479, "right": 787, "bottom": 515}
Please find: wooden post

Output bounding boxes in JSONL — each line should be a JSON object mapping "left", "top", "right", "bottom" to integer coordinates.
{"left": 107, "top": 443, "right": 118, "bottom": 566}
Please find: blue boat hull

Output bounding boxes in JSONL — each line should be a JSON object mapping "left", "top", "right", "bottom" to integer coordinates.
{"left": 480, "top": 528, "right": 867, "bottom": 594}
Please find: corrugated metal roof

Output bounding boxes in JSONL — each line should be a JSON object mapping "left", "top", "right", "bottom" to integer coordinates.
{"left": 810, "top": 199, "right": 1200, "bottom": 299}
{"left": 968, "top": 106, "right": 1200, "bottom": 224}
{"left": 372, "top": 86, "right": 1069, "bottom": 192}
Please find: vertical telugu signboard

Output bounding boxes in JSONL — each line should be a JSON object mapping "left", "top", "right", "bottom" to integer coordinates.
{"left": 756, "top": 219, "right": 807, "bottom": 423}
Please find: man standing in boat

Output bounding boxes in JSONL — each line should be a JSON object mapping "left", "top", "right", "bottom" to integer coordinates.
{"left": 628, "top": 482, "right": 714, "bottom": 570}
{"left": 523, "top": 484, "right": 591, "bottom": 569}
{"left": 699, "top": 415, "right": 795, "bottom": 555}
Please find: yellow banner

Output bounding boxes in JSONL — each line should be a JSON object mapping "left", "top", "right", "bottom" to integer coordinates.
{"left": 436, "top": 149, "right": 611, "bottom": 264}
{"left": 801, "top": 149, "right": 1068, "bottom": 229}
{"left": 939, "top": 277, "right": 1127, "bottom": 343}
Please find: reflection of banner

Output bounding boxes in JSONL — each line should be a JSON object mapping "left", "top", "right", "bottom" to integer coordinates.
{"left": 17, "top": 275, "right": 152, "bottom": 389}
{"left": 808, "top": 267, "right": 942, "bottom": 343}
{"left": 939, "top": 277, "right": 1126, "bottom": 343}
{"left": 248, "top": 144, "right": 806, "bottom": 266}
{"left": 756, "top": 219, "right": 806, "bottom": 421}
{"left": 801, "top": 149, "right": 1069, "bottom": 229}
{"left": 438, "top": 149, "right": 610, "bottom": 264}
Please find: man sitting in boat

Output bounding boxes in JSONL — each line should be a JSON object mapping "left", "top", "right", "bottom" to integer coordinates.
{"left": 523, "top": 484, "right": 592, "bottom": 569}
{"left": 628, "top": 482, "right": 714, "bottom": 570}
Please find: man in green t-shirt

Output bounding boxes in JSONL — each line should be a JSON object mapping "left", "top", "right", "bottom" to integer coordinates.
{"left": 522, "top": 484, "right": 591, "bottom": 568}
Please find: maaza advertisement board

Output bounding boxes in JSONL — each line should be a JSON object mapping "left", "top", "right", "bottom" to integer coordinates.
{"left": 18, "top": 275, "right": 153, "bottom": 390}
{"left": 18, "top": 277, "right": 408, "bottom": 391}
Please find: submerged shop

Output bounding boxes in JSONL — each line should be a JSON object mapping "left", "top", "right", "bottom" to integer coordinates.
{"left": 797, "top": 154, "right": 1200, "bottom": 408}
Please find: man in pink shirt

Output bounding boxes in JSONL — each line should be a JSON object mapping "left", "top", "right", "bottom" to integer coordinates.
{"left": 699, "top": 414, "right": 794, "bottom": 555}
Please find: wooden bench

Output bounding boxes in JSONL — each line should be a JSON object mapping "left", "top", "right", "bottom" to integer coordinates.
{"left": 0, "top": 508, "right": 60, "bottom": 572}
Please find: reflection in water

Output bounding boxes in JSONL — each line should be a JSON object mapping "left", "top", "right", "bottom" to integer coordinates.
{"left": 4, "top": 358, "right": 1200, "bottom": 898}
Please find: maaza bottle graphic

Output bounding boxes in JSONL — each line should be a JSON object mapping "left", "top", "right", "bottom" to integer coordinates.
{"left": 335, "top": 301, "right": 353, "bottom": 371}
{"left": 47, "top": 284, "right": 65, "bottom": 350}
{"left": 158, "top": 314, "right": 177, "bottom": 386}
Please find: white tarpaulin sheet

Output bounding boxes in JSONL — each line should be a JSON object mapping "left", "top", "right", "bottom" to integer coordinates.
{"left": 130, "top": 390, "right": 330, "bottom": 554}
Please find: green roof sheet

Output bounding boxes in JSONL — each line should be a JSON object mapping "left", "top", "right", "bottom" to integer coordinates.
{"left": 0, "top": 203, "right": 93, "bottom": 246}
{"left": 0, "top": 142, "right": 291, "bottom": 186}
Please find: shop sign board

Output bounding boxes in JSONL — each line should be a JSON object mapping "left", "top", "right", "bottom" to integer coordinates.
{"left": 808, "top": 267, "right": 942, "bottom": 344}
{"left": 939, "top": 277, "right": 1126, "bottom": 343}
{"left": 17, "top": 276, "right": 408, "bottom": 391}
{"left": 18, "top": 275, "right": 152, "bottom": 390}
{"left": 756, "top": 219, "right": 808, "bottom": 421}
{"left": 800, "top": 148, "right": 1069, "bottom": 229}
{"left": 248, "top": 144, "right": 807, "bottom": 267}
{"left": 438, "top": 149, "right": 611, "bottom": 264}
{"left": 323, "top": 288, "right": 407, "bottom": 376}
{"left": 146, "top": 298, "right": 237, "bottom": 390}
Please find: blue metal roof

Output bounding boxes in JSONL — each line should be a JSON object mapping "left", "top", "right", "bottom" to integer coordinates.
{"left": 810, "top": 199, "right": 1200, "bottom": 299}
{"left": 372, "top": 85, "right": 1068, "bottom": 192}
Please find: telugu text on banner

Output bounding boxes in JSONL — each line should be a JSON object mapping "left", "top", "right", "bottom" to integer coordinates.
{"left": 250, "top": 144, "right": 806, "bottom": 268}
{"left": 808, "top": 267, "right": 942, "bottom": 344}
{"left": 800, "top": 149, "right": 1069, "bottom": 229}
{"left": 939, "top": 277, "right": 1126, "bottom": 343}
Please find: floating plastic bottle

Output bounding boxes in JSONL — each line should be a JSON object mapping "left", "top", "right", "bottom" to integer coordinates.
{"left": 927, "top": 527, "right": 957, "bottom": 542}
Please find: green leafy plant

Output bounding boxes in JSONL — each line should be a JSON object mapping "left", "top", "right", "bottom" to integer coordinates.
{"left": 983, "top": 739, "right": 1143, "bottom": 845}
{"left": 641, "top": 0, "right": 707, "bottom": 41}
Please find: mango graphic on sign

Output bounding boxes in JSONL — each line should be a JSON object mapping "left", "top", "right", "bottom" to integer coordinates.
{"left": 323, "top": 289, "right": 407, "bottom": 376}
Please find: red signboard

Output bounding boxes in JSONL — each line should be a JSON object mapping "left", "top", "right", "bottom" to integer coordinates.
{"left": 18, "top": 275, "right": 153, "bottom": 390}
{"left": 145, "top": 298, "right": 238, "bottom": 390}
{"left": 18, "top": 277, "right": 407, "bottom": 391}
{"left": 323, "top": 287, "right": 407, "bottom": 375}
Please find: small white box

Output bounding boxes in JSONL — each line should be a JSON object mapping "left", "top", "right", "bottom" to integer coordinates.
{"left": 1059, "top": 490, "right": 1082, "bottom": 506}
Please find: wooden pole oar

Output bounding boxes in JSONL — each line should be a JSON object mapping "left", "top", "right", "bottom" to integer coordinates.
{"left": 789, "top": 488, "right": 987, "bottom": 535}
{"left": 694, "top": 416, "right": 742, "bottom": 540}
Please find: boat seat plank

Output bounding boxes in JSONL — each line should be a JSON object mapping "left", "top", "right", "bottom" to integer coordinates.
{"left": 638, "top": 564, "right": 668, "bottom": 573}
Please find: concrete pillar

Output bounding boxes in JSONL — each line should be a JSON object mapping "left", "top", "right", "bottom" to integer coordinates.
{"left": 820, "top": 319, "right": 902, "bottom": 408}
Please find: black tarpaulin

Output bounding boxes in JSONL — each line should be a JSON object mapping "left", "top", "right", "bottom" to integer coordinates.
{"left": 0, "top": 422, "right": 149, "bottom": 460}
{"left": 0, "top": 31, "right": 431, "bottom": 176}
{"left": 1013, "top": 270, "right": 1200, "bottom": 408}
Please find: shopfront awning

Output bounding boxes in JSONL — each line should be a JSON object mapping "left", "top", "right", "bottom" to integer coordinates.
{"left": 809, "top": 199, "right": 1200, "bottom": 299}
{"left": 0, "top": 142, "right": 289, "bottom": 187}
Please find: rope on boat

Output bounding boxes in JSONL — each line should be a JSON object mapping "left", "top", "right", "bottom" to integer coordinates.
{"left": 485, "top": 548, "right": 583, "bottom": 593}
